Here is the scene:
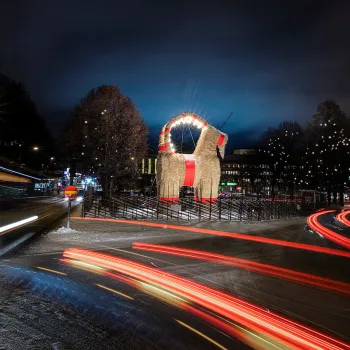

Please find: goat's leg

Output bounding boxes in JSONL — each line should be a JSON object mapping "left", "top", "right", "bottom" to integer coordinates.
{"left": 159, "top": 181, "right": 179, "bottom": 202}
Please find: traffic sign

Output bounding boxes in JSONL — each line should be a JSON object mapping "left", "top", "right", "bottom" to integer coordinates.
{"left": 64, "top": 185, "right": 78, "bottom": 199}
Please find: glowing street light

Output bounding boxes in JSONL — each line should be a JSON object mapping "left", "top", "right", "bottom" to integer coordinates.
{"left": 33, "top": 146, "right": 39, "bottom": 151}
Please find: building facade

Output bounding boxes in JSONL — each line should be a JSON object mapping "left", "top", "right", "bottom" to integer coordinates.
{"left": 220, "top": 149, "right": 272, "bottom": 195}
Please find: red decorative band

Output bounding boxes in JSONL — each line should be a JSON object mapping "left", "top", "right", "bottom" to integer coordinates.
{"left": 217, "top": 134, "right": 225, "bottom": 146}
{"left": 160, "top": 131, "right": 164, "bottom": 135}
{"left": 192, "top": 114, "right": 198, "bottom": 119}
{"left": 165, "top": 128, "right": 170, "bottom": 132}
{"left": 160, "top": 197, "right": 179, "bottom": 201}
{"left": 195, "top": 197, "right": 217, "bottom": 202}
{"left": 183, "top": 154, "right": 195, "bottom": 187}
{"left": 158, "top": 145, "right": 166, "bottom": 151}
{"left": 203, "top": 122, "right": 208, "bottom": 127}
{"left": 165, "top": 142, "right": 170, "bottom": 147}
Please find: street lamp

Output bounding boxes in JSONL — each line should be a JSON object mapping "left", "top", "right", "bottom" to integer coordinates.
{"left": 33, "top": 146, "right": 39, "bottom": 151}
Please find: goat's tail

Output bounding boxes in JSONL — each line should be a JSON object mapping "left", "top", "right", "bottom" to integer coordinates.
{"left": 158, "top": 112, "right": 208, "bottom": 154}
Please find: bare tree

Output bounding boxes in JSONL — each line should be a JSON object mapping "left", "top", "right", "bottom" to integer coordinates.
{"left": 61, "top": 85, "right": 148, "bottom": 197}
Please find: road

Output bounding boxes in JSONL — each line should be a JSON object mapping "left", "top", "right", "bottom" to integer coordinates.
{"left": 0, "top": 196, "right": 79, "bottom": 256}
{"left": 1, "top": 212, "right": 350, "bottom": 349}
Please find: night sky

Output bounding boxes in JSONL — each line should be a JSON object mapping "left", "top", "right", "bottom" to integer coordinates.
{"left": 1, "top": 1, "right": 349, "bottom": 146}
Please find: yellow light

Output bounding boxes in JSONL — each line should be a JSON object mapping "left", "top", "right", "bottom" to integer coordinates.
{"left": 36, "top": 266, "right": 67, "bottom": 276}
{"left": 96, "top": 284, "right": 134, "bottom": 300}
{"left": 175, "top": 319, "right": 228, "bottom": 350}
{"left": 33, "top": 146, "right": 39, "bottom": 151}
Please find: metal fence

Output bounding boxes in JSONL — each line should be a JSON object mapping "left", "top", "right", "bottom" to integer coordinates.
{"left": 82, "top": 195, "right": 326, "bottom": 222}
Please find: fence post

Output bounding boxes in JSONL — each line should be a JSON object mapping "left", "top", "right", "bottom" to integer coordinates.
{"left": 156, "top": 199, "right": 159, "bottom": 220}
{"left": 218, "top": 197, "right": 222, "bottom": 220}
{"left": 209, "top": 179, "right": 212, "bottom": 221}
{"left": 239, "top": 196, "right": 243, "bottom": 221}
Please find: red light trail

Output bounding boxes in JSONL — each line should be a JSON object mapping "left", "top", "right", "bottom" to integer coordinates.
{"left": 71, "top": 217, "right": 350, "bottom": 258}
{"left": 132, "top": 242, "right": 350, "bottom": 296}
{"left": 307, "top": 210, "right": 350, "bottom": 250}
{"left": 336, "top": 211, "right": 350, "bottom": 227}
{"left": 63, "top": 248, "right": 350, "bottom": 350}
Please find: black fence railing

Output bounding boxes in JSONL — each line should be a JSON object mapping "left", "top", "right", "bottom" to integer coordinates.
{"left": 82, "top": 195, "right": 327, "bottom": 222}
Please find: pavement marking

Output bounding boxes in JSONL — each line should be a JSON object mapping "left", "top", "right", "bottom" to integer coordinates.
{"left": 175, "top": 319, "right": 227, "bottom": 350}
{"left": 96, "top": 283, "right": 134, "bottom": 300}
{"left": 36, "top": 266, "right": 67, "bottom": 276}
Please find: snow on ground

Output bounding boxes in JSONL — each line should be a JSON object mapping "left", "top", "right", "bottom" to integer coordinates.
{"left": 17, "top": 215, "right": 308, "bottom": 257}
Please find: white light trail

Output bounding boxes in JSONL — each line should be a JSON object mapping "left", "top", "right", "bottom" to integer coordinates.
{"left": 0, "top": 216, "right": 39, "bottom": 233}
{"left": 0, "top": 166, "right": 41, "bottom": 181}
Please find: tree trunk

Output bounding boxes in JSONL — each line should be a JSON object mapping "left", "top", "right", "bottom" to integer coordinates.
{"left": 332, "top": 191, "right": 337, "bottom": 205}
{"left": 109, "top": 177, "right": 114, "bottom": 199}
{"left": 339, "top": 183, "right": 344, "bottom": 206}
{"left": 327, "top": 184, "right": 331, "bottom": 206}
{"left": 103, "top": 175, "right": 110, "bottom": 199}
{"left": 271, "top": 176, "right": 276, "bottom": 201}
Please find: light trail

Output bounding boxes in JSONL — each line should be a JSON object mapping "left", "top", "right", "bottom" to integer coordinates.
{"left": 62, "top": 257, "right": 286, "bottom": 350}
{"left": 62, "top": 248, "right": 350, "bottom": 349}
{"left": 307, "top": 211, "right": 350, "bottom": 250}
{"left": 0, "top": 216, "right": 39, "bottom": 235}
{"left": 175, "top": 319, "right": 228, "bottom": 350}
{"left": 96, "top": 283, "right": 134, "bottom": 300}
{"left": 36, "top": 266, "right": 67, "bottom": 276}
{"left": 336, "top": 211, "right": 350, "bottom": 227}
{"left": 0, "top": 166, "right": 42, "bottom": 180}
{"left": 71, "top": 217, "right": 350, "bottom": 258}
{"left": 133, "top": 242, "right": 350, "bottom": 296}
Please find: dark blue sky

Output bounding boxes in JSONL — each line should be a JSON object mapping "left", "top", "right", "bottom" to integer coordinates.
{"left": 1, "top": 0, "right": 349, "bottom": 146}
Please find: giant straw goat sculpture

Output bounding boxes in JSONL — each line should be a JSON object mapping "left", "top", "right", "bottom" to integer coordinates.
{"left": 156, "top": 112, "right": 228, "bottom": 202}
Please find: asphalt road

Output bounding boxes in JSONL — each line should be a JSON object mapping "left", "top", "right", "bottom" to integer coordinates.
{"left": 1, "top": 212, "right": 350, "bottom": 349}
{"left": 0, "top": 196, "right": 79, "bottom": 256}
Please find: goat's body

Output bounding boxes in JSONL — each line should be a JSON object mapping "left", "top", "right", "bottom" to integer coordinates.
{"left": 156, "top": 112, "right": 228, "bottom": 202}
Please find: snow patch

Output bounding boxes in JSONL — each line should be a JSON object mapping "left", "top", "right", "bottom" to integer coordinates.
{"left": 52, "top": 226, "right": 78, "bottom": 234}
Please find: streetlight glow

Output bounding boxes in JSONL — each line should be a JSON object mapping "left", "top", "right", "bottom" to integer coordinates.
{"left": 33, "top": 146, "right": 39, "bottom": 151}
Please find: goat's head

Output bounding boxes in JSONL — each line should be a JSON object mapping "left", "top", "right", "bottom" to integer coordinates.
{"left": 195, "top": 125, "right": 228, "bottom": 158}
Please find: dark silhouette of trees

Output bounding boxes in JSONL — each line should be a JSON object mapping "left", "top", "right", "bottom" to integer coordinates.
{"left": 258, "top": 101, "right": 350, "bottom": 205}
{"left": 260, "top": 121, "right": 304, "bottom": 199}
{"left": 61, "top": 85, "right": 148, "bottom": 197}
{"left": 304, "top": 100, "right": 350, "bottom": 205}
{"left": 0, "top": 74, "right": 54, "bottom": 170}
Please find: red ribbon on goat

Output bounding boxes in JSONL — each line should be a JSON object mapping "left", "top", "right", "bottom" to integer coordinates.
{"left": 183, "top": 154, "right": 195, "bottom": 186}
{"left": 217, "top": 134, "right": 225, "bottom": 146}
